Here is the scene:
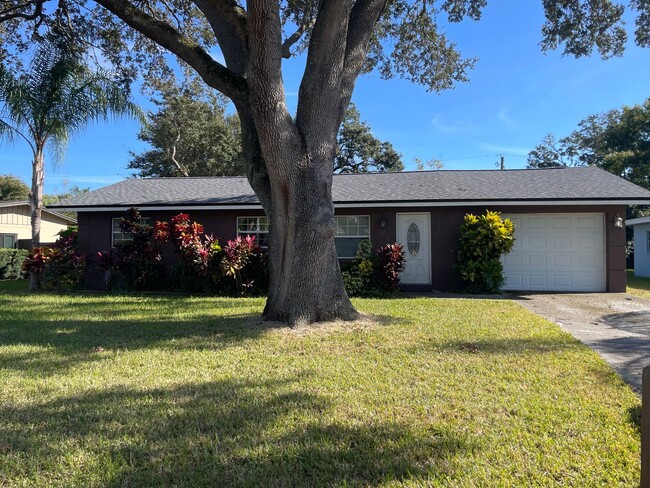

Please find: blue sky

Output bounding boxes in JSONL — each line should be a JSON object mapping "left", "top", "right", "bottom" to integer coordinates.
{"left": 1, "top": 1, "right": 649, "bottom": 194}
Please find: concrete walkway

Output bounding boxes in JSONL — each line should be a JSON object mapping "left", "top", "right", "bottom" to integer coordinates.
{"left": 512, "top": 293, "right": 650, "bottom": 392}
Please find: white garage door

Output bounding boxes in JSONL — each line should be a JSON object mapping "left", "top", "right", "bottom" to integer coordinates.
{"left": 502, "top": 213, "right": 606, "bottom": 292}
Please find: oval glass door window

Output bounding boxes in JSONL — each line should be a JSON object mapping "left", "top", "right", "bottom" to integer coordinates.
{"left": 407, "top": 223, "right": 420, "bottom": 256}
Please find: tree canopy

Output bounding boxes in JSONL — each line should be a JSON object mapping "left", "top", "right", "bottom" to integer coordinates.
{"left": 129, "top": 94, "right": 403, "bottom": 177}
{"left": 0, "top": 174, "right": 30, "bottom": 201}
{"left": 128, "top": 83, "right": 243, "bottom": 178}
{"left": 1, "top": 0, "right": 647, "bottom": 322}
{"left": 527, "top": 98, "right": 650, "bottom": 190}
{"left": 335, "top": 104, "right": 403, "bottom": 174}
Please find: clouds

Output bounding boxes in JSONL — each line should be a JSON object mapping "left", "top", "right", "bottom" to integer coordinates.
{"left": 431, "top": 116, "right": 479, "bottom": 135}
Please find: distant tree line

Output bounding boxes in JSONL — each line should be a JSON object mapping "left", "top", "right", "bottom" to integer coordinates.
{"left": 527, "top": 98, "right": 650, "bottom": 191}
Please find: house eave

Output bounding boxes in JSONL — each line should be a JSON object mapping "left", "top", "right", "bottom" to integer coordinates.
{"left": 51, "top": 198, "right": 650, "bottom": 212}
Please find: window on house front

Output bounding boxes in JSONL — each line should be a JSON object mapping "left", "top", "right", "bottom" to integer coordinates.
{"left": 647, "top": 231, "right": 650, "bottom": 254}
{"left": 237, "top": 216, "right": 269, "bottom": 248}
{"left": 335, "top": 215, "right": 370, "bottom": 258}
{"left": 0, "top": 233, "right": 17, "bottom": 249}
{"left": 111, "top": 217, "right": 150, "bottom": 246}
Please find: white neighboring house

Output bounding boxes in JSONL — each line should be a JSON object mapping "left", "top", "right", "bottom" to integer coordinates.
{"left": 627, "top": 216, "right": 650, "bottom": 277}
{"left": 0, "top": 201, "right": 77, "bottom": 249}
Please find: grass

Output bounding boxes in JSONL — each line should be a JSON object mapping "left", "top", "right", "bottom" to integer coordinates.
{"left": 627, "top": 270, "right": 650, "bottom": 299}
{"left": 0, "top": 280, "right": 640, "bottom": 486}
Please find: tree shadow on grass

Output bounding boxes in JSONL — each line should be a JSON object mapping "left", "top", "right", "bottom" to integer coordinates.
{"left": 0, "top": 378, "right": 475, "bottom": 486}
{"left": 410, "top": 335, "right": 584, "bottom": 356}
{"left": 627, "top": 405, "right": 641, "bottom": 434}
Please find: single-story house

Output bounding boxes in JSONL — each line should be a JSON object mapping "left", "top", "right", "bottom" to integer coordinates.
{"left": 50, "top": 167, "right": 650, "bottom": 292}
{"left": 0, "top": 200, "right": 77, "bottom": 249}
{"left": 626, "top": 216, "right": 650, "bottom": 278}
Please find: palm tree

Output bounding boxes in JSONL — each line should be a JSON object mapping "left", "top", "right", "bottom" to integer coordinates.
{"left": 0, "top": 36, "right": 142, "bottom": 289}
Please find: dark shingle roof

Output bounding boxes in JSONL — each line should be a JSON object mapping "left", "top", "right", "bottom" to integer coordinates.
{"left": 49, "top": 167, "right": 650, "bottom": 209}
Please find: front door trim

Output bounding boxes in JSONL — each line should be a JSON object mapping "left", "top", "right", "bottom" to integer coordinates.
{"left": 396, "top": 212, "right": 431, "bottom": 285}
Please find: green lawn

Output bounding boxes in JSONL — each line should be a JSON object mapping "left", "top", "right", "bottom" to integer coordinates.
{"left": 0, "top": 280, "right": 640, "bottom": 486}
{"left": 627, "top": 270, "right": 650, "bottom": 299}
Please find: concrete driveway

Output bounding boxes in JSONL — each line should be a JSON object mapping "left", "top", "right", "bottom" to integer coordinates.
{"left": 512, "top": 293, "right": 650, "bottom": 392}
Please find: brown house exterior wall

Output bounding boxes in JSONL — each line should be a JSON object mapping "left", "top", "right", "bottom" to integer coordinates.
{"left": 79, "top": 203, "right": 627, "bottom": 292}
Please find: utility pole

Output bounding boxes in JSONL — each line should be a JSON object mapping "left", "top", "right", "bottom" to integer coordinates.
{"left": 500, "top": 155, "right": 505, "bottom": 170}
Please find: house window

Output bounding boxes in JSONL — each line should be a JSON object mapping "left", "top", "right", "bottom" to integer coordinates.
{"left": 647, "top": 231, "right": 650, "bottom": 254}
{"left": 111, "top": 217, "right": 150, "bottom": 246}
{"left": 335, "top": 215, "right": 370, "bottom": 258}
{"left": 0, "top": 233, "right": 17, "bottom": 249}
{"left": 237, "top": 216, "right": 269, "bottom": 248}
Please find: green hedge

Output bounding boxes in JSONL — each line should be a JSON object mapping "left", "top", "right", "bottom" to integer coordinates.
{"left": 0, "top": 249, "right": 28, "bottom": 280}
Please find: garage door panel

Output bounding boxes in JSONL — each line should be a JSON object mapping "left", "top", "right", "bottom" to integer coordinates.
{"left": 578, "top": 216, "right": 600, "bottom": 229}
{"left": 553, "top": 275, "right": 572, "bottom": 287}
{"left": 528, "top": 275, "right": 548, "bottom": 286}
{"left": 528, "top": 255, "right": 547, "bottom": 267}
{"left": 529, "top": 218, "right": 548, "bottom": 229}
{"left": 528, "top": 236, "right": 547, "bottom": 249}
{"left": 502, "top": 213, "right": 605, "bottom": 292}
{"left": 553, "top": 218, "right": 572, "bottom": 229}
{"left": 504, "top": 254, "right": 523, "bottom": 267}
{"left": 553, "top": 255, "right": 573, "bottom": 267}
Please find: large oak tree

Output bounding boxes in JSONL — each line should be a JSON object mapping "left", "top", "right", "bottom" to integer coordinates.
{"left": 1, "top": 0, "right": 647, "bottom": 323}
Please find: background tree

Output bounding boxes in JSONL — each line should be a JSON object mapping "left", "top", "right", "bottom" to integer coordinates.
{"left": 0, "top": 33, "right": 141, "bottom": 289}
{"left": 1, "top": 0, "right": 647, "bottom": 322}
{"left": 335, "top": 104, "right": 403, "bottom": 173}
{"left": 527, "top": 98, "right": 650, "bottom": 189}
{"left": 526, "top": 133, "right": 577, "bottom": 168}
{"left": 0, "top": 175, "right": 30, "bottom": 201}
{"left": 128, "top": 82, "right": 244, "bottom": 178}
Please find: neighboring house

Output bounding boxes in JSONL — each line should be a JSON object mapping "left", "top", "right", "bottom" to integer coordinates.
{"left": 0, "top": 201, "right": 77, "bottom": 249}
{"left": 626, "top": 216, "right": 650, "bottom": 278}
{"left": 51, "top": 167, "right": 650, "bottom": 292}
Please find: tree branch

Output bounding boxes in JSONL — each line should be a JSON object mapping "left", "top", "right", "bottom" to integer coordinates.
{"left": 295, "top": 1, "right": 352, "bottom": 140}
{"left": 338, "top": 0, "right": 388, "bottom": 122}
{"left": 0, "top": 0, "right": 45, "bottom": 23}
{"left": 281, "top": 16, "right": 315, "bottom": 58}
{"left": 192, "top": 0, "right": 249, "bottom": 75}
{"left": 94, "top": 0, "right": 249, "bottom": 102}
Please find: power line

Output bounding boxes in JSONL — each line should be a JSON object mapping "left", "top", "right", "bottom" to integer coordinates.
{"left": 436, "top": 152, "right": 528, "bottom": 163}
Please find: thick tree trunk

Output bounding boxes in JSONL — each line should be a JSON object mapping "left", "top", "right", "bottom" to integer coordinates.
{"left": 262, "top": 152, "right": 359, "bottom": 325}
{"left": 29, "top": 147, "right": 45, "bottom": 291}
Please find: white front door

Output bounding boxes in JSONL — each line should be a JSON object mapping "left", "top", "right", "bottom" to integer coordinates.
{"left": 397, "top": 213, "right": 431, "bottom": 285}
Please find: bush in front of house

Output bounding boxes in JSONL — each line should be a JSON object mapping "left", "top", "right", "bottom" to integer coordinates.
{"left": 97, "top": 209, "right": 268, "bottom": 296}
{"left": 342, "top": 240, "right": 406, "bottom": 297}
{"left": 21, "top": 227, "right": 86, "bottom": 290}
{"left": 376, "top": 243, "right": 406, "bottom": 293}
{"left": 0, "top": 248, "right": 28, "bottom": 279}
{"left": 455, "top": 210, "right": 515, "bottom": 294}
{"left": 98, "top": 208, "right": 167, "bottom": 291}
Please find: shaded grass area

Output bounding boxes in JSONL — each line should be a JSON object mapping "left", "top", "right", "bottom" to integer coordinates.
{"left": 627, "top": 270, "right": 650, "bottom": 299}
{"left": 0, "top": 282, "right": 640, "bottom": 486}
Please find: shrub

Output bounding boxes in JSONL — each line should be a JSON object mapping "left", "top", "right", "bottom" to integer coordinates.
{"left": 21, "top": 227, "right": 86, "bottom": 290}
{"left": 0, "top": 249, "right": 28, "bottom": 279}
{"left": 455, "top": 210, "right": 515, "bottom": 294}
{"left": 220, "top": 235, "right": 265, "bottom": 295}
{"left": 342, "top": 240, "right": 406, "bottom": 297}
{"left": 376, "top": 243, "right": 406, "bottom": 293}
{"left": 97, "top": 210, "right": 269, "bottom": 295}
{"left": 101, "top": 208, "right": 166, "bottom": 291}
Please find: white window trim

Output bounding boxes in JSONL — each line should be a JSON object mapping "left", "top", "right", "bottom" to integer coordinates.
{"left": 111, "top": 217, "right": 150, "bottom": 246}
{"left": 236, "top": 216, "right": 269, "bottom": 248}
{"left": 334, "top": 215, "right": 371, "bottom": 259}
{"left": 0, "top": 233, "right": 17, "bottom": 249}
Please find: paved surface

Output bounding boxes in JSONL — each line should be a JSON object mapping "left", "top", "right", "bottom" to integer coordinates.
{"left": 512, "top": 293, "right": 650, "bottom": 392}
